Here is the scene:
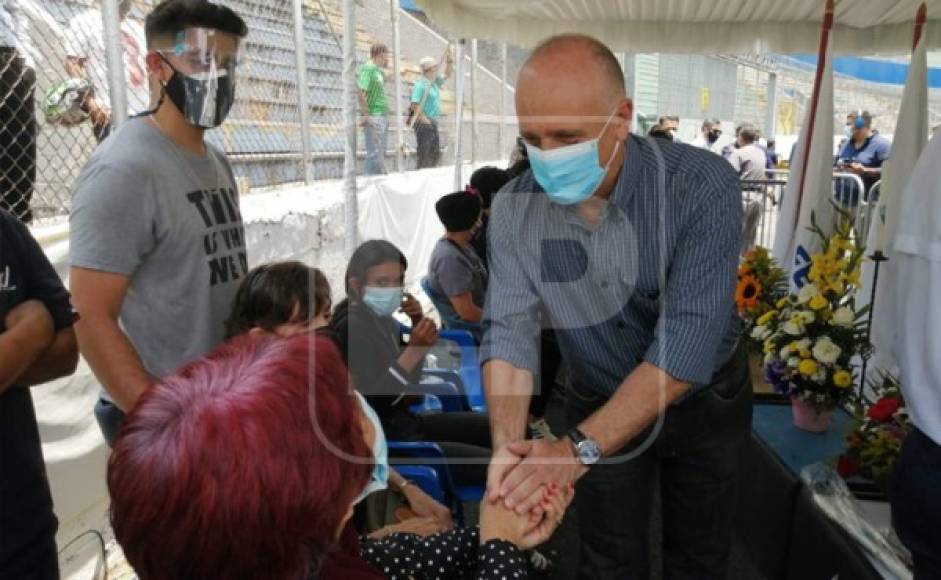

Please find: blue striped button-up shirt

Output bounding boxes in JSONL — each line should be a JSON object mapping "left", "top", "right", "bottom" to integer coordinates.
{"left": 481, "top": 135, "right": 742, "bottom": 396}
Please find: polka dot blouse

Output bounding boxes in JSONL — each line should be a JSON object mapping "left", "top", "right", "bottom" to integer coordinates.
{"left": 360, "top": 525, "right": 528, "bottom": 579}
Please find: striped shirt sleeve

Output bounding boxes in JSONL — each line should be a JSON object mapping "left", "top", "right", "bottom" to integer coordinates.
{"left": 480, "top": 194, "right": 542, "bottom": 374}
{"left": 643, "top": 167, "right": 742, "bottom": 386}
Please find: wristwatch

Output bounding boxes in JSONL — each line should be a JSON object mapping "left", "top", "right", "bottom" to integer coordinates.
{"left": 567, "top": 428, "right": 602, "bottom": 466}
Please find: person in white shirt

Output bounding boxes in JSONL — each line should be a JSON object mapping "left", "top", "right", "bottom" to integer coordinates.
{"left": 888, "top": 132, "right": 941, "bottom": 580}
{"left": 64, "top": 0, "right": 149, "bottom": 141}
{"left": 690, "top": 117, "right": 724, "bottom": 153}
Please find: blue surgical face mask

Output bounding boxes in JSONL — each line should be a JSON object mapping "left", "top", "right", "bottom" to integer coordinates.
{"left": 362, "top": 286, "right": 403, "bottom": 317}
{"left": 353, "top": 391, "right": 389, "bottom": 504}
{"left": 525, "top": 110, "right": 621, "bottom": 205}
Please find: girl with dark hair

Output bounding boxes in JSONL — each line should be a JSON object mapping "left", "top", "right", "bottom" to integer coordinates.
{"left": 223, "top": 260, "right": 455, "bottom": 533}
{"left": 330, "top": 240, "right": 492, "bottom": 486}
{"left": 224, "top": 261, "right": 332, "bottom": 339}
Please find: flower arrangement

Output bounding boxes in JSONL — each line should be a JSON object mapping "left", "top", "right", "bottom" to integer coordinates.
{"left": 838, "top": 372, "right": 911, "bottom": 485}
{"left": 751, "top": 211, "right": 869, "bottom": 413}
{"left": 736, "top": 247, "right": 788, "bottom": 344}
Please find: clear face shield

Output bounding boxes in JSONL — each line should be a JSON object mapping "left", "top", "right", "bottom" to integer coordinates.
{"left": 155, "top": 27, "right": 242, "bottom": 128}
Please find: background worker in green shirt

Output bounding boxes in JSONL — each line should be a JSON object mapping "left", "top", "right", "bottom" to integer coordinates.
{"left": 358, "top": 43, "right": 389, "bottom": 175}
{"left": 410, "top": 49, "right": 453, "bottom": 169}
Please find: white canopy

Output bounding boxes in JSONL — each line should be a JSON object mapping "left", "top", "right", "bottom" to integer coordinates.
{"left": 414, "top": 0, "right": 941, "bottom": 55}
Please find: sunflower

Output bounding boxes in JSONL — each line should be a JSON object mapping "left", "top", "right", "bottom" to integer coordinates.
{"left": 735, "top": 273, "right": 762, "bottom": 312}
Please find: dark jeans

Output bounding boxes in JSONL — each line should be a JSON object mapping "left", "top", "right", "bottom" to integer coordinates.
{"left": 385, "top": 410, "right": 491, "bottom": 487}
{"left": 0, "top": 51, "right": 36, "bottom": 224}
{"left": 566, "top": 345, "right": 753, "bottom": 580}
{"left": 0, "top": 534, "right": 58, "bottom": 580}
{"left": 414, "top": 120, "right": 440, "bottom": 169}
{"left": 530, "top": 329, "right": 561, "bottom": 420}
{"left": 891, "top": 427, "right": 941, "bottom": 580}
{"left": 93, "top": 397, "right": 126, "bottom": 448}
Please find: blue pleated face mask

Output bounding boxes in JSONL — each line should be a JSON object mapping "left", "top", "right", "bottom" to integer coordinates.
{"left": 353, "top": 391, "right": 389, "bottom": 504}
{"left": 525, "top": 110, "right": 622, "bottom": 205}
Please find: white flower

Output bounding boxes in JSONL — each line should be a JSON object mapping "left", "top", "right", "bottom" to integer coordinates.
{"left": 783, "top": 320, "right": 804, "bottom": 336}
{"left": 812, "top": 337, "right": 842, "bottom": 365}
{"left": 812, "top": 369, "right": 827, "bottom": 384}
{"left": 797, "top": 338, "right": 813, "bottom": 351}
{"left": 751, "top": 325, "right": 771, "bottom": 340}
{"left": 788, "top": 357, "right": 800, "bottom": 368}
{"left": 799, "top": 310, "right": 816, "bottom": 324}
{"left": 764, "top": 352, "right": 775, "bottom": 366}
{"left": 797, "top": 283, "right": 821, "bottom": 304}
{"left": 779, "top": 345, "right": 792, "bottom": 360}
{"left": 832, "top": 306, "right": 854, "bottom": 327}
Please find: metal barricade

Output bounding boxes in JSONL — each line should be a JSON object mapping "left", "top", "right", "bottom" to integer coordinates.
{"left": 740, "top": 171, "right": 873, "bottom": 252}
{"left": 741, "top": 177, "right": 786, "bottom": 251}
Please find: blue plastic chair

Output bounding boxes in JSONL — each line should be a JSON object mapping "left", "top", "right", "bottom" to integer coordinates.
{"left": 419, "top": 276, "right": 483, "bottom": 338}
{"left": 400, "top": 323, "right": 486, "bottom": 413}
{"left": 388, "top": 441, "right": 485, "bottom": 526}
{"left": 394, "top": 465, "right": 446, "bottom": 504}
{"left": 407, "top": 378, "right": 467, "bottom": 414}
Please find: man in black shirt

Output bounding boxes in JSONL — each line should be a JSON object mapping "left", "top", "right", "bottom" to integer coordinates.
{"left": 0, "top": 208, "right": 78, "bottom": 579}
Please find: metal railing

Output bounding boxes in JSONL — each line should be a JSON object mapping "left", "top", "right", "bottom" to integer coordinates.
{"left": 741, "top": 171, "right": 874, "bottom": 252}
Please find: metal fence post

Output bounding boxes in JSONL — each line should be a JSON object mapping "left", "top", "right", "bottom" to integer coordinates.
{"left": 101, "top": 0, "right": 127, "bottom": 127}
{"left": 470, "top": 38, "right": 478, "bottom": 166}
{"left": 292, "top": 0, "right": 313, "bottom": 184}
{"left": 452, "top": 40, "right": 465, "bottom": 190}
{"left": 499, "top": 42, "right": 507, "bottom": 160}
{"left": 342, "top": 0, "right": 358, "bottom": 254}
{"left": 391, "top": 0, "right": 404, "bottom": 172}
{"left": 766, "top": 71, "right": 778, "bottom": 139}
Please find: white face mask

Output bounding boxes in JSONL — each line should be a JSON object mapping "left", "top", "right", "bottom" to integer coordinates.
{"left": 352, "top": 392, "right": 389, "bottom": 504}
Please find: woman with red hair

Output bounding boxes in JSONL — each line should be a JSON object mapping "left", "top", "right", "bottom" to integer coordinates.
{"left": 108, "top": 333, "right": 571, "bottom": 579}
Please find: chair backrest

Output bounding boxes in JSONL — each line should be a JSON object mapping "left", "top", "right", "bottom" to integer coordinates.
{"left": 394, "top": 465, "right": 445, "bottom": 503}
{"left": 436, "top": 330, "right": 486, "bottom": 412}
{"left": 388, "top": 442, "right": 458, "bottom": 499}
{"left": 420, "top": 276, "right": 461, "bottom": 327}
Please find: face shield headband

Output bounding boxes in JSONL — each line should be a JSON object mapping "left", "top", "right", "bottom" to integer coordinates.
{"left": 154, "top": 27, "right": 242, "bottom": 128}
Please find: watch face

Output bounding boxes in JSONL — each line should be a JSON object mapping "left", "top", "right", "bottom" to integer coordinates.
{"left": 577, "top": 440, "right": 602, "bottom": 465}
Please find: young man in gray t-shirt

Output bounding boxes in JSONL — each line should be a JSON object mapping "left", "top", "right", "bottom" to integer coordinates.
{"left": 69, "top": 0, "right": 249, "bottom": 445}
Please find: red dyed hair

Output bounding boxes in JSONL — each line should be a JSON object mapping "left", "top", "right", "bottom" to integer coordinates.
{"left": 107, "top": 333, "right": 372, "bottom": 580}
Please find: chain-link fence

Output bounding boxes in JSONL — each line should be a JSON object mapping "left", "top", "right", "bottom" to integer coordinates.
{"left": 2, "top": 0, "right": 519, "bottom": 226}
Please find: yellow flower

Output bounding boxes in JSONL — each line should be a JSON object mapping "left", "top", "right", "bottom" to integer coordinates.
{"left": 757, "top": 311, "right": 778, "bottom": 326}
{"left": 809, "top": 295, "right": 828, "bottom": 311}
{"left": 833, "top": 370, "right": 853, "bottom": 388}
{"left": 798, "top": 359, "right": 818, "bottom": 376}
{"left": 776, "top": 297, "right": 790, "bottom": 309}
{"left": 763, "top": 339, "right": 776, "bottom": 354}
{"left": 798, "top": 349, "right": 812, "bottom": 359}
{"left": 845, "top": 267, "right": 861, "bottom": 287}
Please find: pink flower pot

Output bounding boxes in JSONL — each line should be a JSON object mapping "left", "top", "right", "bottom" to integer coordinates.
{"left": 791, "top": 395, "right": 835, "bottom": 433}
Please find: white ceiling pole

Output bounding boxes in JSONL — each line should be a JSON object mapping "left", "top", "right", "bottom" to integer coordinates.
{"left": 292, "top": 0, "right": 313, "bottom": 184}
{"left": 391, "top": 0, "right": 405, "bottom": 172}
{"left": 101, "top": 0, "right": 127, "bottom": 127}
{"left": 470, "top": 38, "right": 478, "bottom": 167}
{"left": 452, "top": 39, "right": 466, "bottom": 190}
{"left": 342, "top": 0, "right": 359, "bottom": 255}
{"left": 499, "top": 42, "right": 507, "bottom": 160}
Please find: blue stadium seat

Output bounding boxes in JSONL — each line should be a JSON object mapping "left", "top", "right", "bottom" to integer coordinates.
{"left": 388, "top": 441, "right": 485, "bottom": 526}
{"left": 400, "top": 323, "right": 486, "bottom": 413}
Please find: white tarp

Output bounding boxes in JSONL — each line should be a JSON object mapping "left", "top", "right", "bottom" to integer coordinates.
{"left": 415, "top": 0, "right": 941, "bottom": 55}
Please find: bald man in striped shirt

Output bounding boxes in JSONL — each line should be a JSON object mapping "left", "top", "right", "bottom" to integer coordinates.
{"left": 482, "top": 34, "right": 751, "bottom": 579}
